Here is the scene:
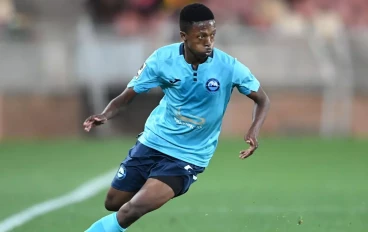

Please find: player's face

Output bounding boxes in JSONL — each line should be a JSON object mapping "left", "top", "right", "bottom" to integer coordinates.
{"left": 183, "top": 20, "right": 216, "bottom": 58}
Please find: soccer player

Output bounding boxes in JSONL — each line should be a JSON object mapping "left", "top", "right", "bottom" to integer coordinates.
{"left": 83, "top": 3, "right": 270, "bottom": 232}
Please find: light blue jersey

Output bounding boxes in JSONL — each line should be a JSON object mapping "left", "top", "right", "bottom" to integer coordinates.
{"left": 127, "top": 43, "right": 260, "bottom": 167}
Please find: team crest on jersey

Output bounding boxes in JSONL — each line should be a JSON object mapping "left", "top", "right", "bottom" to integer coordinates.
{"left": 116, "top": 165, "right": 127, "bottom": 180}
{"left": 206, "top": 78, "right": 220, "bottom": 92}
{"left": 135, "top": 63, "right": 146, "bottom": 79}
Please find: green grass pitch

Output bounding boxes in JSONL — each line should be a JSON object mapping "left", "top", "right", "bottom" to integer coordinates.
{"left": 0, "top": 137, "right": 367, "bottom": 232}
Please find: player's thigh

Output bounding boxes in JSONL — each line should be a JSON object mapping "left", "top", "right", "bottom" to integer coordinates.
{"left": 105, "top": 187, "right": 136, "bottom": 211}
{"left": 150, "top": 155, "right": 205, "bottom": 197}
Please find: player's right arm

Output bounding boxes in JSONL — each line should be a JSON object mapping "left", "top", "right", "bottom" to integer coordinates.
{"left": 83, "top": 50, "right": 162, "bottom": 132}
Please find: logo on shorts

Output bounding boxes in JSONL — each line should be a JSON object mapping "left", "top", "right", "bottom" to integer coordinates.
{"left": 206, "top": 78, "right": 220, "bottom": 92}
{"left": 116, "top": 165, "right": 127, "bottom": 180}
{"left": 184, "top": 165, "right": 193, "bottom": 171}
{"left": 184, "top": 165, "right": 198, "bottom": 181}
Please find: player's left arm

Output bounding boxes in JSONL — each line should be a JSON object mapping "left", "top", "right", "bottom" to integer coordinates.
{"left": 232, "top": 60, "right": 271, "bottom": 159}
{"left": 240, "top": 87, "right": 270, "bottom": 159}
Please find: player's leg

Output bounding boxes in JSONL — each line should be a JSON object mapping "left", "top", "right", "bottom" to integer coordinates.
{"left": 113, "top": 153, "right": 204, "bottom": 229}
{"left": 85, "top": 177, "right": 180, "bottom": 232}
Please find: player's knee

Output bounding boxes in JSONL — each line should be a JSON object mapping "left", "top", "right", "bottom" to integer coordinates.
{"left": 118, "top": 201, "right": 150, "bottom": 221}
{"left": 104, "top": 197, "right": 120, "bottom": 212}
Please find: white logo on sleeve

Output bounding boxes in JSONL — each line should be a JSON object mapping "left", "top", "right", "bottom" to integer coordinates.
{"left": 135, "top": 63, "right": 146, "bottom": 79}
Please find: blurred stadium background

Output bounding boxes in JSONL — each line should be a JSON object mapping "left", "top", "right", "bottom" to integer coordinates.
{"left": 0, "top": 0, "right": 367, "bottom": 232}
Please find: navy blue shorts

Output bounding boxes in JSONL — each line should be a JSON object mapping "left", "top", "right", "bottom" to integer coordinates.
{"left": 111, "top": 141, "right": 205, "bottom": 197}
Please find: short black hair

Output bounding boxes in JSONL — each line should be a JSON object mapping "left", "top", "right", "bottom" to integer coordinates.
{"left": 179, "top": 3, "right": 215, "bottom": 33}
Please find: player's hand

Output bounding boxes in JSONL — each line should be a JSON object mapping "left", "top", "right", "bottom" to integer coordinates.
{"left": 83, "top": 114, "right": 107, "bottom": 132}
{"left": 239, "top": 133, "right": 258, "bottom": 159}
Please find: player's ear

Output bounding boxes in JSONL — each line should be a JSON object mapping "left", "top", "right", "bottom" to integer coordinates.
{"left": 180, "top": 31, "right": 187, "bottom": 42}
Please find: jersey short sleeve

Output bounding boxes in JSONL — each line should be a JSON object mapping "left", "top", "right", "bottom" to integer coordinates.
{"left": 232, "top": 59, "right": 260, "bottom": 95}
{"left": 127, "top": 50, "right": 162, "bottom": 93}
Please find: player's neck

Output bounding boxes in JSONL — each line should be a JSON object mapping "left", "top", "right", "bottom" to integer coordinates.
{"left": 184, "top": 46, "right": 208, "bottom": 67}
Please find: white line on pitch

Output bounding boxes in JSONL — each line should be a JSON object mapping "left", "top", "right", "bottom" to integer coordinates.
{"left": 0, "top": 170, "right": 116, "bottom": 232}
